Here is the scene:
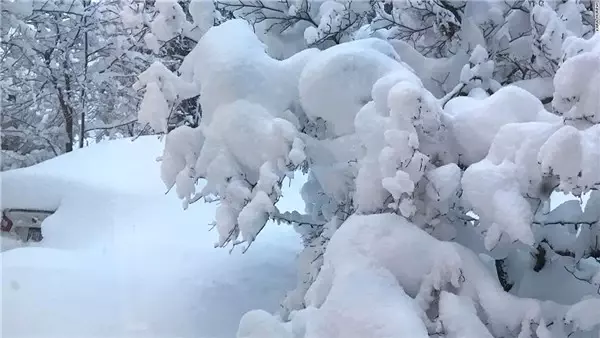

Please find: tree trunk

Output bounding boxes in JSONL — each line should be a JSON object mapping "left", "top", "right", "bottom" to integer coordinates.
{"left": 57, "top": 88, "right": 74, "bottom": 153}
{"left": 79, "top": 108, "right": 85, "bottom": 148}
{"left": 79, "top": 0, "right": 90, "bottom": 149}
{"left": 62, "top": 57, "right": 76, "bottom": 153}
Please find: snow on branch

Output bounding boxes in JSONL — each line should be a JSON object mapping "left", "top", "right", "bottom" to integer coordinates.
{"left": 128, "top": 3, "right": 600, "bottom": 338}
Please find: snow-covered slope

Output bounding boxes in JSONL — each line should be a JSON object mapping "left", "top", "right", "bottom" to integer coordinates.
{"left": 1, "top": 136, "right": 303, "bottom": 338}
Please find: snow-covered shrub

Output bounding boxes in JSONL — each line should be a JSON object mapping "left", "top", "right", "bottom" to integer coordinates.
{"left": 132, "top": 2, "right": 600, "bottom": 337}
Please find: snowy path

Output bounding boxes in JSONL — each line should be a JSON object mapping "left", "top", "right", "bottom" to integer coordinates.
{"left": 1, "top": 137, "right": 303, "bottom": 338}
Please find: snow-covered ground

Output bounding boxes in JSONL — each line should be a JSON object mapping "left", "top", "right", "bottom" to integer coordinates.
{"left": 1, "top": 136, "right": 304, "bottom": 338}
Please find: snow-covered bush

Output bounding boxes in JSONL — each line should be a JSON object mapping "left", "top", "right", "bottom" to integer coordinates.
{"left": 132, "top": 1, "right": 600, "bottom": 337}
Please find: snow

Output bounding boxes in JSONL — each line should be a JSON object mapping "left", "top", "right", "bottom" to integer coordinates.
{"left": 302, "top": 264, "right": 429, "bottom": 338}
{"left": 305, "top": 213, "right": 463, "bottom": 307}
{"left": 1, "top": 136, "right": 304, "bottom": 338}
{"left": 531, "top": 4, "right": 567, "bottom": 70}
{"left": 388, "top": 39, "right": 468, "bottom": 97}
{"left": 187, "top": 19, "right": 319, "bottom": 126}
{"left": 150, "top": 0, "right": 187, "bottom": 42}
{"left": 438, "top": 292, "right": 494, "bottom": 338}
{"left": 426, "top": 164, "right": 462, "bottom": 202}
{"left": 120, "top": 5, "right": 143, "bottom": 29}
{"left": 458, "top": 45, "right": 500, "bottom": 95}
{"left": 1, "top": 137, "right": 166, "bottom": 211}
{"left": 237, "top": 309, "right": 293, "bottom": 338}
{"left": 160, "top": 125, "right": 205, "bottom": 194}
{"left": 144, "top": 32, "right": 161, "bottom": 53}
{"left": 169, "top": 99, "right": 310, "bottom": 249}
{"left": 239, "top": 212, "right": 599, "bottom": 338}
{"left": 200, "top": 100, "right": 299, "bottom": 175}
{"left": 381, "top": 169, "right": 414, "bottom": 200}
{"left": 134, "top": 62, "right": 200, "bottom": 133}
{"left": 2, "top": 0, "right": 33, "bottom": 17}
{"left": 538, "top": 125, "right": 583, "bottom": 182}
{"left": 5, "top": 3, "right": 600, "bottom": 338}
{"left": 553, "top": 39, "right": 600, "bottom": 128}
{"left": 565, "top": 297, "right": 600, "bottom": 332}
{"left": 446, "top": 86, "right": 546, "bottom": 165}
{"left": 139, "top": 82, "right": 170, "bottom": 133}
{"left": 120, "top": 14, "right": 600, "bottom": 338}
{"left": 512, "top": 78, "right": 554, "bottom": 102}
{"left": 299, "top": 38, "right": 408, "bottom": 136}
{"left": 188, "top": 0, "right": 216, "bottom": 39}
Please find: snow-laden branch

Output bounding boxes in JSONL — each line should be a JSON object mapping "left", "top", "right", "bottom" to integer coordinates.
{"left": 127, "top": 4, "right": 600, "bottom": 338}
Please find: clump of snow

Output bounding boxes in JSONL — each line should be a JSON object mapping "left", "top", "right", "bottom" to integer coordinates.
{"left": 134, "top": 62, "right": 199, "bottom": 133}
{"left": 459, "top": 45, "right": 501, "bottom": 95}
{"left": 351, "top": 67, "right": 454, "bottom": 219}
{"left": 188, "top": 0, "right": 216, "bottom": 39}
{"left": 446, "top": 86, "right": 547, "bottom": 165}
{"left": 553, "top": 35, "right": 600, "bottom": 128}
{"left": 438, "top": 291, "right": 494, "bottom": 338}
{"left": 149, "top": 0, "right": 187, "bottom": 41}
{"left": 462, "top": 159, "right": 535, "bottom": 249}
{"left": 187, "top": 19, "right": 319, "bottom": 126}
{"left": 135, "top": 20, "right": 330, "bottom": 254}
{"left": 299, "top": 38, "right": 408, "bottom": 136}
{"left": 237, "top": 310, "right": 292, "bottom": 338}
{"left": 119, "top": 3, "right": 143, "bottom": 29}
{"left": 530, "top": 4, "right": 568, "bottom": 71}
{"left": 387, "top": 39, "right": 469, "bottom": 98}
{"left": 143, "top": 32, "right": 161, "bottom": 53}
{"left": 303, "top": 264, "right": 429, "bottom": 338}
{"left": 138, "top": 82, "right": 170, "bottom": 133}
{"left": 538, "top": 125, "right": 583, "bottom": 185}
{"left": 301, "top": 0, "right": 372, "bottom": 47}
{"left": 512, "top": 78, "right": 555, "bottom": 103}
{"left": 199, "top": 101, "right": 299, "bottom": 175}
{"left": 565, "top": 297, "right": 600, "bottom": 332}
{"left": 159, "top": 125, "right": 205, "bottom": 202}
{"left": 177, "top": 100, "right": 308, "bottom": 250}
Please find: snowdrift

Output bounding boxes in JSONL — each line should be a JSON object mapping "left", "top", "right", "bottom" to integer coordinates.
{"left": 1, "top": 136, "right": 303, "bottom": 338}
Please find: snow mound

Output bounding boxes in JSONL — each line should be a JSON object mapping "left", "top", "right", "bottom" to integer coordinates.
{"left": 2, "top": 136, "right": 166, "bottom": 211}
{"left": 1, "top": 137, "right": 304, "bottom": 338}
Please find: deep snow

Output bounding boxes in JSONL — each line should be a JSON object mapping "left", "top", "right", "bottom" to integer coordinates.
{"left": 1, "top": 136, "right": 304, "bottom": 338}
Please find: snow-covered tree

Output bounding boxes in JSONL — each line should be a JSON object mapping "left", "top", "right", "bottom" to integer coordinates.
{"left": 133, "top": 1, "right": 600, "bottom": 337}
{"left": 1, "top": 0, "right": 149, "bottom": 170}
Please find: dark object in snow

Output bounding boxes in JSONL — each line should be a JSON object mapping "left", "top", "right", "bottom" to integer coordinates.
{"left": 383, "top": 2, "right": 393, "bottom": 14}
{"left": 1, "top": 208, "right": 53, "bottom": 242}
{"left": 27, "top": 227, "right": 43, "bottom": 242}
{"left": 1, "top": 211, "right": 13, "bottom": 232}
